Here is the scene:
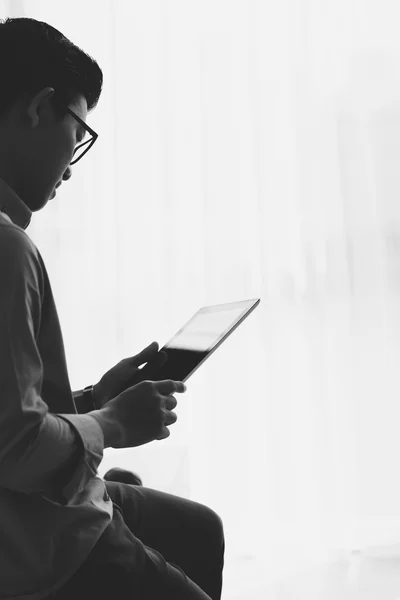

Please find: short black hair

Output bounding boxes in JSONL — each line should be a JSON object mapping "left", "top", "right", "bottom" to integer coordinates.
{"left": 0, "top": 17, "right": 103, "bottom": 119}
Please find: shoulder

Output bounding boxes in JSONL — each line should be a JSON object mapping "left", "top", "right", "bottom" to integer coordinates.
{"left": 0, "top": 215, "right": 43, "bottom": 289}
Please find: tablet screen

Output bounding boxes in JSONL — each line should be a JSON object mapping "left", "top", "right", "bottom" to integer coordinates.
{"left": 137, "top": 298, "right": 260, "bottom": 383}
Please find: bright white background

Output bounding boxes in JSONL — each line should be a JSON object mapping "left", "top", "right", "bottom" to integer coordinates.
{"left": 5, "top": 0, "right": 400, "bottom": 597}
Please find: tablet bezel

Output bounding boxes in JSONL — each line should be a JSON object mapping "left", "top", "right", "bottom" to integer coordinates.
{"left": 159, "top": 297, "right": 261, "bottom": 382}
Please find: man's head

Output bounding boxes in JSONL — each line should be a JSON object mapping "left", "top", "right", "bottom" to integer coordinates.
{"left": 0, "top": 17, "right": 103, "bottom": 212}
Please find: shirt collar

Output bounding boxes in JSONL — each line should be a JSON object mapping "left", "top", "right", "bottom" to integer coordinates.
{"left": 0, "top": 177, "right": 32, "bottom": 230}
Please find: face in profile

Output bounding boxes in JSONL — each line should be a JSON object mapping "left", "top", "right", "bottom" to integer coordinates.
{"left": 0, "top": 86, "right": 88, "bottom": 211}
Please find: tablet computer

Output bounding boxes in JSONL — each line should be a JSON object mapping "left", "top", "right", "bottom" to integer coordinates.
{"left": 135, "top": 298, "right": 261, "bottom": 383}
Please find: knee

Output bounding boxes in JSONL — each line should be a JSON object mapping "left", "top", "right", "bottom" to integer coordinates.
{"left": 211, "top": 508, "right": 224, "bottom": 541}
{"left": 199, "top": 505, "right": 225, "bottom": 553}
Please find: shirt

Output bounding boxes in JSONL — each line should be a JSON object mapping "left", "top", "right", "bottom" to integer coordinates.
{"left": 0, "top": 178, "right": 113, "bottom": 599}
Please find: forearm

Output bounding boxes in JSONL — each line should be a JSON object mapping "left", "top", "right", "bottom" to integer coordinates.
{"left": 74, "top": 391, "right": 119, "bottom": 448}
{"left": 89, "top": 408, "right": 120, "bottom": 449}
{"left": 0, "top": 412, "right": 105, "bottom": 504}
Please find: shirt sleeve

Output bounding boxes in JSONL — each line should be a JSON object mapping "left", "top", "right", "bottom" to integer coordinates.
{"left": 0, "top": 224, "right": 105, "bottom": 504}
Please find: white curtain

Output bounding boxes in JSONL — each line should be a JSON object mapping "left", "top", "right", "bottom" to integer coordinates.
{"left": 5, "top": 0, "right": 400, "bottom": 596}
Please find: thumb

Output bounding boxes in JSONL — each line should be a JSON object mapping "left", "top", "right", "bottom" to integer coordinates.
{"left": 135, "top": 341, "right": 159, "bottom": 364}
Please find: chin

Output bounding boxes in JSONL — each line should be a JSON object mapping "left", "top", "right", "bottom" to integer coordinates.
{"left": 29, "top": 193, "right": 53, "bottom": 212}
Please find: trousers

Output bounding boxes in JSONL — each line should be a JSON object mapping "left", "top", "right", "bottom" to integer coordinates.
{"left": 49, "top": 481, "right": 225, "bottom": 600}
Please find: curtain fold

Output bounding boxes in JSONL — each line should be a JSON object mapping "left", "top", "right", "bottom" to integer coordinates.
{"left": 6, "top": 0, "right": 400, "bottom": 594}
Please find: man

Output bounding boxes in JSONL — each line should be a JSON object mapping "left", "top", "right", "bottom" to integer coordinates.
{"left": 0, "top": 17, "right": 224, "bottom": 600}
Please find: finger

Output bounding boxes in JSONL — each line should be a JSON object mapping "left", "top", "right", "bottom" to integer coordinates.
{"left": 151, "top": 350, "right": 168, "bottom": 369}
{"left": 139, "top": 341, "right": 159, "bottom": 356}
{"left": 132, "top": 341, "right": 159, "bottom": 365}
{"left": 163, "top": 409, "right": 178, "bottom": 426}
{"left": 164, "top": 394, "right": 178, "bottom": 411}
{"left": 157, "top": 350, "right": 168, "bottom": 368}
{"left": 156, "top": 379, "right": 187, "bottom": 394}
{"left": 156, "top": 427, "right": 171, "bottom": 441}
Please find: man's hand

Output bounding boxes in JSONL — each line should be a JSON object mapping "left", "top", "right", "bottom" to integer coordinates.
{"left": 90, "top": 379, "right": 187, "bottom": 448}
{"left": 93, "top": 341, "right": 168, "bottom": 409}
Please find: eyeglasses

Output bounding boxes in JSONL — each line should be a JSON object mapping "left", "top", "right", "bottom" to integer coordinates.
{"left": 66, "top": 107, "right": 98, "bottom": 165}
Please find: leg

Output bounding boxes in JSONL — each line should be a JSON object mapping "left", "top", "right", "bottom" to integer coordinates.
{"left": 49, "top": 498, "right": 214, "bottom": 600}
{"left": 105, "top": 481, "right": 225, "bottom": 600}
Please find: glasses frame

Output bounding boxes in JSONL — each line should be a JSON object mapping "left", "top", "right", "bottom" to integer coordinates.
{"left": 66, "top": 107, "right": 98, "bottom": 165}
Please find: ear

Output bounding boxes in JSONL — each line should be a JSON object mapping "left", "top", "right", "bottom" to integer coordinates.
{"left": 26, "top": 87, "right": 55, "bottom": 128}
